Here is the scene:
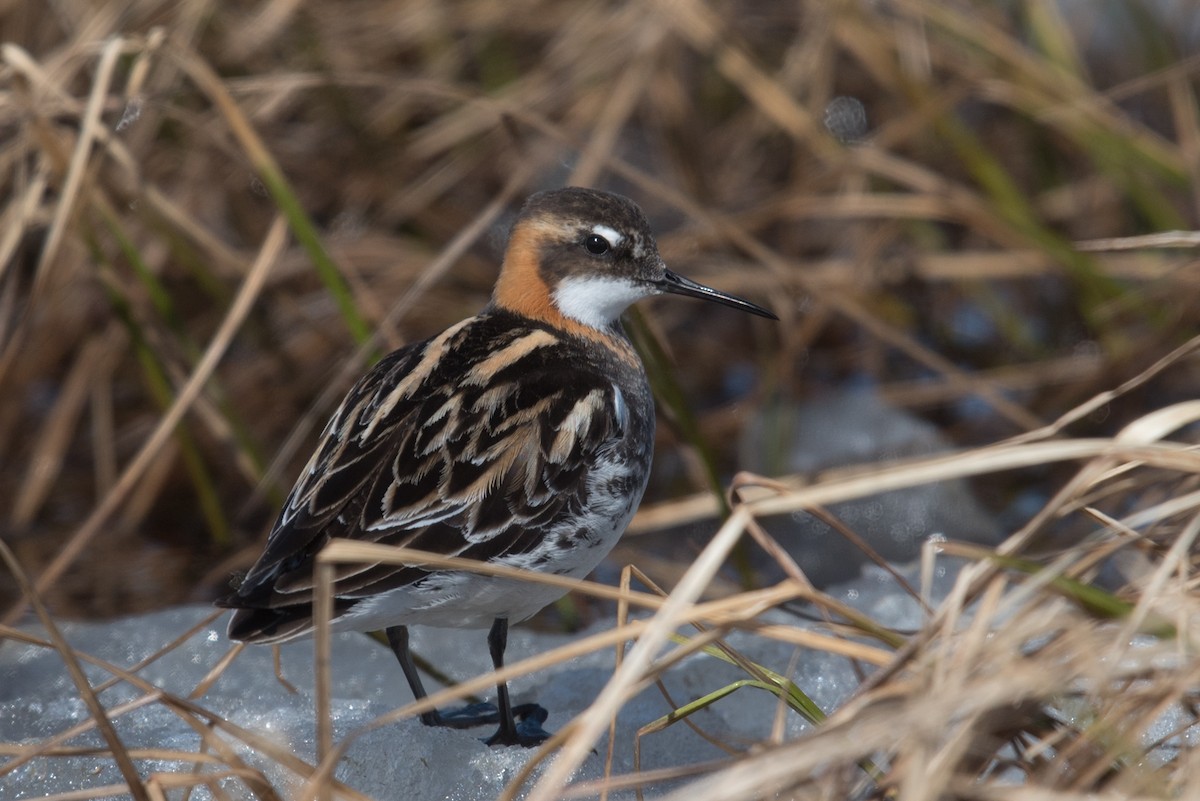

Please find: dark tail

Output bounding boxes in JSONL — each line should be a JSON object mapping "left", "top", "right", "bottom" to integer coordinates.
{"left": 216, "top": 591, "right": 322, "bottom": 643}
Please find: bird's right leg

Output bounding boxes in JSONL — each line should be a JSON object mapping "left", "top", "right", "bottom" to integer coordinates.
{"left": 385, "top": 624, "right": 501, "bottom": 729}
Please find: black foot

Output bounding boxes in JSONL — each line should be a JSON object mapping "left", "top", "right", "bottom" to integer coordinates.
{"left": 484, "top": 703, "right": 552, "bottom": 748}
{"left": 422, "top": 701, "right": 502, "bottom": 729}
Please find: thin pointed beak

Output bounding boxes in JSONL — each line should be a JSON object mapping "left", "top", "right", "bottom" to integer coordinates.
{"left": 655, "top": 269, "right": 778, "bottom": 320}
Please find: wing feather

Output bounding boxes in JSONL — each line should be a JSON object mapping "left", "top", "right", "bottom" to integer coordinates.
{"left": 223, "top": 319, "right": 629, "bottom": 628}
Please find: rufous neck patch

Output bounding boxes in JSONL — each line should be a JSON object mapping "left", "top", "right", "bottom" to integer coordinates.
{"left": 493, "top": 219, "right": 596, "bottom": 338}
{"left": 491, "top": 218, "right": 640, "bottom": 366}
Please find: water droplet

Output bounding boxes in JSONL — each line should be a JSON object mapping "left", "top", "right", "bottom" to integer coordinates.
{"left": 116, "top": 97, "right": 143, "bottom": 132}
{"left": 823, "top": 96, "right": 868, "bottom": 143}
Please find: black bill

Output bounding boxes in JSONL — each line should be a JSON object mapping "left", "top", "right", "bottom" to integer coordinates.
{"left": 655, "top": 269, "right": 778, "bottom": 320}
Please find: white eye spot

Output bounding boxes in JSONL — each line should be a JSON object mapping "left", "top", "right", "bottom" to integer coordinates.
{"left": 553, "top": 276, "right": 650, "bottom": 329}
{"left": 590, "top": 224, "right": 624, "bottom": 247}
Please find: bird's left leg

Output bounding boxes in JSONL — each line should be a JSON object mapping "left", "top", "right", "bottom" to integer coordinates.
{"left": 483, "top": 617, "right": 552, "bottom": 747}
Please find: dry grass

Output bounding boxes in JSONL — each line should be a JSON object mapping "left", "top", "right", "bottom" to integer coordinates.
{"left": 2, "top": 0, "right": 1200, "bottom": 799}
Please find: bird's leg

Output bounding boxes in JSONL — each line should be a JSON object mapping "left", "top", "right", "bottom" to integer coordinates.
{"left": 484, "top": 617, "right": 552, "bottom": 747}
{"left": 386, "top": 625, "right": 445, "bottom": 727}
{"left": 385, "top": 621, "right": 550, "bottom": 743}
{"left": 385, "top": 625, "right": 499, "bottom": 729}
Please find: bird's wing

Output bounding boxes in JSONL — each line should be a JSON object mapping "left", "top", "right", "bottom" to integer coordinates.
{"left": 226, "top": 322, "right": 629, "bottom": 614}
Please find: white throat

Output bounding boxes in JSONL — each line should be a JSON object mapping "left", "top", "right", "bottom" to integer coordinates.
{"left": 552, "top": 275, "right": 650, "bottom": 329}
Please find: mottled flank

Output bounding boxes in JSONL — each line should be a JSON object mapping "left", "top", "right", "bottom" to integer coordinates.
{"left": 223, "top": 309, "right": 653, "bottom": 641}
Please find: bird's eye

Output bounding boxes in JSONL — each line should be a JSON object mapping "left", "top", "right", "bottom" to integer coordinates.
{"left": 583, "top": 234, "right": 611, "bottom": 255}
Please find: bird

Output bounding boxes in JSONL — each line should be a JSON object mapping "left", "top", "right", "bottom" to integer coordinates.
{"left": 218, "top": 186, "right": 777, "bottom": 747}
